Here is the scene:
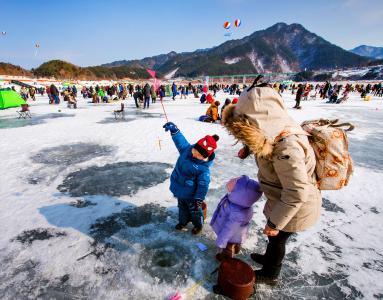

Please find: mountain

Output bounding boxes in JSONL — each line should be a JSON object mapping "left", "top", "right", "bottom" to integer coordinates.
{"left": 0, "top": 63, "right": 32, "bottom": 77}
{"left": 32, "top": 60, "right": 152, "bottom": 80}
{"left": 103, "top": 22, "right": 371, "bottom": 78}
{"left": 350, "top": 45, "right": 383, "bottom": 59}
{"left": 2, "top": 23, "right": 374, "bottom": 80}
{"left": 102, "top": 52, "right": 178, "bottom": 70}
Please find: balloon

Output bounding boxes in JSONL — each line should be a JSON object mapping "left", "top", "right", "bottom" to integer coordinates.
{"left": 234, "top": 19, "right": 241, "bottom": 27}
{"left": 223, "top": 21, "right": 231, "bottom": 29}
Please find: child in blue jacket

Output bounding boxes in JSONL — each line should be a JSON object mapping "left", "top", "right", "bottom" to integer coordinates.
{"left": 163, "top": 122, "right": 219, "bottom": 234}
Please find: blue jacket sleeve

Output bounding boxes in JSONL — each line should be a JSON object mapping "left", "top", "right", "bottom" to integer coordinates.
{"left": 171, "top": 131, "right": 190, "bottom": 154}
{"left": 194, "top": 169, "right": 210, "bottom": 200}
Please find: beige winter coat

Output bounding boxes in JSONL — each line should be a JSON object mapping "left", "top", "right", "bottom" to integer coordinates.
{"left": 223, "top": 87, "right": 321, "bottom": 232}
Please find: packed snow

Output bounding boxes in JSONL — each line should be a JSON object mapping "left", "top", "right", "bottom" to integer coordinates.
{"left": 164, "top": 68, "right": 179, "bottom": 79}
{"left": 0, "top": 90, "right": 382, "bottom": 299}
{"left": 224, "top": 57, "right": 242, "bottom": 65}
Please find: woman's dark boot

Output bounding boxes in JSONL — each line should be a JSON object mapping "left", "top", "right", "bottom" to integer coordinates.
{"left": 250, "top": 253, "right": 265, "bottom": 265}
{"left": 254, "top": 265, "right": 281, "bottom": 286}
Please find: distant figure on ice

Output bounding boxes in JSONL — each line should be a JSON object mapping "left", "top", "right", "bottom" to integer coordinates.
{"left": 143, "top": 83, "right": 151, "bottom": 109}
{"left": 159, "top": 85, "right": 165, "bottom": 101}
{"left": 172, "top": 82, "right": 177, "bottom": 100}
{"left": 211, "top": 175, "right": 262, "bottom": 261}
{"left": 199, "top": 101, "right": 220, "bottom": 123}
{"left": 133, "top": 90, "right": 143, "bottom": 108}
{"left": 163, "top": 122, "right": 218, "bottom": 235}
{"left": 321, "top": 81, "right": 331, "bottom": 99}
{"left": 50, "top": 84, "right": 60, "bottom": 104}
{"left": 293, "top": 84, "right": 303, "bottom": 109}
{"left": 150, "top": 85, "right": 157, "bottom": 103}
{"left": 221, "top": 98, "right": 232, "bottom": 116}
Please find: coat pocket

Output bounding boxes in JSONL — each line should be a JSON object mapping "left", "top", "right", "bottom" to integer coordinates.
{"left": 184, "top": 179, "right": 195, "bottom": 187}
{"left": 260, "top": 180, "right": 282, "bottom": 190}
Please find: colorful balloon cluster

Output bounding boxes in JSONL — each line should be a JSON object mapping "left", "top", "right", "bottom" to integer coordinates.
{"left": 223, "top": 19, "right": 241, "bottom": 29}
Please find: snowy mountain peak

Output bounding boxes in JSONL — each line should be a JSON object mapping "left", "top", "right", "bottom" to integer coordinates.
{"left": 350, "top": 45, "right": 383, "bottom": 59}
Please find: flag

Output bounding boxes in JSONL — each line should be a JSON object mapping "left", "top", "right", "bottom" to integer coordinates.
{"left": 146, "top": 69, "right": 156, "bottom": 78}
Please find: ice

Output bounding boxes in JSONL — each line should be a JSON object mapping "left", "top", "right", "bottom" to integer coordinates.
{"left": 13, "top": 228, "right": 67, "bottom": 244}
{"left": 0, "top": 92, "right": 383, "bottom": 299}
{"left": 31, "top": 143, "right": 116, "bottom": 166}
{"left": 28, "top": 143, "right": 117, "bottom": 185}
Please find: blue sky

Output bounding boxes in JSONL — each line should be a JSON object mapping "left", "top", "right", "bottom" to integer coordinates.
{"left": 1, "top": 0, "right": 382, "bottom": 69}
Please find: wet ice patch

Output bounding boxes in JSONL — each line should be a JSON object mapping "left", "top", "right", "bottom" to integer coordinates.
{"left": 13, "top": 228, "right": 67, "bottom": 245}
{"left": 97, "top": 117, "right": 136, "bottom": 124}
{"left": 89, "top": 204, "right": 170, "bottom": 241}
{"left": 126, "top": 111, "right": 163, "bottom": 119}
{"left": 322, "top": 198, "right": 345, "bottom": 213}
{"left": 69, "top": 199, "right": 97, "bottom": 208}
{"left": 57, "top": 161, "right": 172, "bottom": 197}
{"left": 0, "top": 113, "right": 74, "bottom": 129}
{"left": 31, "top": 143, "right": 116, "bottom": 165}
{"left": 98, "top": 111, "right": 163, "bottom": 124}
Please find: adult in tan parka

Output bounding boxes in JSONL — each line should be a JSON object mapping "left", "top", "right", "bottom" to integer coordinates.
{"left": 222, "top": 86, "right": 322, "bottom": 284}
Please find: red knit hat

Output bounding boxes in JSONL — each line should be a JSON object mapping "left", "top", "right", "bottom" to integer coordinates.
{"left": 194, "top": 135, "right": 219, "bottom": 158}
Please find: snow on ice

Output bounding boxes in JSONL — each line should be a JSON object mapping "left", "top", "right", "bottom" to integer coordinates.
{"left": 0, "top": 91, "right": 382, "bottom": 299}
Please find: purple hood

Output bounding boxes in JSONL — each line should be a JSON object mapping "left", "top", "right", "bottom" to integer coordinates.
{"left": 228, "top": 175, "right": 262, "bottom": 208}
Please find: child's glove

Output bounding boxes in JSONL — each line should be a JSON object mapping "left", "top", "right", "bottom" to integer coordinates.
{"left": 238, "top": 145, "right": 251, "bottom": 159}
{"left": 163, "top": 122, "right": 179, "bottom": 135}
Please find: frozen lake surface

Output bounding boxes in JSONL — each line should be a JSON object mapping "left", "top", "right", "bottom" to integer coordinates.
{"left": 0, "top": 91, "right": 382, "bottom": 299}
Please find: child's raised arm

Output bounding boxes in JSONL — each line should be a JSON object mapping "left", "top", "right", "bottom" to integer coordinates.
{"left": 163, "top": 122, "right": 190, "bottom": 153}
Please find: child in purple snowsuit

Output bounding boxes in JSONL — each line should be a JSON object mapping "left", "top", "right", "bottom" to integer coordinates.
{"left": 210, "top": 175, "right": 262, "bottom": 261}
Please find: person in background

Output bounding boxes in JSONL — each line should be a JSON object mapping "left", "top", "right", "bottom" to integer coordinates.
{"left": 221, "top": 98, "right": 231, "bottom": 116}
{"left": 293, "top": 84, "right": 303, "bottom": 109}
{"left": 172, "top": 82, "right": 177, "bottom": 100}
{"left": 29, "top": 87, "right": 36, "bottom": 101}
{"left": 50, "top": 84, "right": 60, "bottom": 104}
{"left": 150, "top": 85, "right": 157, "bottom": 103}
{"left": 72, "top": 85, "right": 77, "bottom": 99}
{"left": 143, "top": 83, "right": 151, "bottom": 109}
{"left": 205, "top": 101, "right": 221, "bottom": 122}
{"left": 180, "top": 85, "right": 186, "bottom": 99}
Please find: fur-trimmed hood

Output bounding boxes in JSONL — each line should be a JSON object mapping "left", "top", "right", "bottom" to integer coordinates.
{"left": 222, "top": 87, "right": 306, "bottom": 158}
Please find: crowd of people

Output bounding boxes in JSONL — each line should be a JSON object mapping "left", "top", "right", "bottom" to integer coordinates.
{"left": 13, "top": 79, "right": 383, "bottom": 114}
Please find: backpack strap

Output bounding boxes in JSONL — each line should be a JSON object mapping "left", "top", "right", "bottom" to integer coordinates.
{"left": 302, "top": 119, "right": 354, "bottom": 132}
{"left": 330, "top": 122, "right": 355, "bottom": 132}
{"left": 274, "top": 126, "right": 309, "bottom": 143}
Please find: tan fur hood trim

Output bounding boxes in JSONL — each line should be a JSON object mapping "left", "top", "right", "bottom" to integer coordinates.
{"left": 223, "top": 105, "right": 274, "bottom": 158}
